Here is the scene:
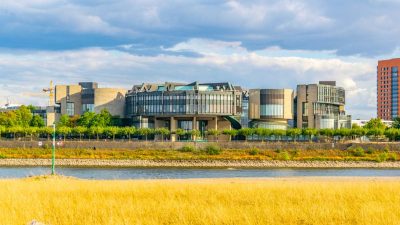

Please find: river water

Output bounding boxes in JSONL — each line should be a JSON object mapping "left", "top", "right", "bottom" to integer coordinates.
{"left": 0, "top": 167, "right": 400, "bottom": 179}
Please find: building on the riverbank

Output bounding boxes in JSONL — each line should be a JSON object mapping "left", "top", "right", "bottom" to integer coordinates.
{"left": 248, "top": 89, "right": 294, "bottom": 130}
{"left": 125, "top": 82, "right": 243, "bottom": 141}
{"left": 295, "top": 81, "right": 351, "bottom": 129}
{"left": 46, "top": 82, "right": 127, "bottom": 125}
{"left": 377, "top": 58, "right": 400, "bottom": 120}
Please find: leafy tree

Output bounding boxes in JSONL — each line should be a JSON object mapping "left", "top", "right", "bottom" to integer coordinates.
{"left": 155, "top": 127, "right": 170, "bottom": 142}
{"left": 15, "top": 106, "right": 33, "bottom": 127}
{"left": 206, "top": 129, "right": 220, "bottom": 142}
{"left": 189, "top": 129, "right": 201, "bottom": 141}
{"left": 78, "top": 112, "right": 96, "bottom": 127}
{"left": 364, "top": 118, "right": 386, "bottom": 130}
{"left": 272, "top": 129, "right": 286, "bottom": 142}
{"left": 302, "top": 128, "right": 317, "bottom": 142}
{"left": 25, "top": 127, "right": 38, "bottom": 141}
{"left": 175, "top": 128, "right": 187, "bottom": 141}
{"left": 238, "top": 128, "right": 254, "bottom": 142}
{"left": 367, "top": 128, "right": 385, "bottom": 139}
{"left": 91, "top": 109, "right": 112, "bottom": 127}
{"left": 0, "top": 111, "right": 17, "bottom": 127}
{"left": 137, "top": 128, "right": 153, "bottom": 141}
{"left": 30, "top": 115, "right": 45, "bottom": 127}
{"left": 222, "top": 129, "right": 238, "bottom": 142}
{"left": 286, "top": 128, "right": 301, "bottom": 142}
{"left": 90, "top": 126, "right": 104, "bottom": 141}
{"left": 7, "top": 126, "right": 23, "bottom": 140}
{"left": 352, "top": 123, "right": 361, "bottom": 129}
{"left": 69, "top": 115, "right": 81, "bottom": 127}
{"left": 0, "top": 126, "right": 5, "bottom": 140}
{"left": 57, "top": 126, "right": 72, "bottom": 141}
{"left": 104, "top": 126, "right": 120, "bottom": 141}
{"left": 392, "top": 117, "right": 400, "bottom": 129}
{"left": 319, "top": 129, "right": 335, "bottom": 142}
{"left": 73, "top": 126, "right": 87, "bottom": 141}
{"left": 384, "top": 128, "right": 400, "bottom": 141}
{"left": 58, "top": 115, "right": 70, "bottom": 127}
{"left": 39, "top": 127, "right": 53, "bottom": 140}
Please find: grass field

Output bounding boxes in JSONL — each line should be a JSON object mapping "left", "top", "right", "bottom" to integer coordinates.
{"left": 0, "top": 177, "right": 399, "bottom": 225}
{"left": 0, "top": 147, "right": 398, "bottom": 162}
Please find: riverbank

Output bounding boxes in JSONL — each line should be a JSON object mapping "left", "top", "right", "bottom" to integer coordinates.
{"left": 1, "top": 158, "right": 400, "bottom": 168}
{"left": 1, "top": 177, "right": 399, "bottom": 225}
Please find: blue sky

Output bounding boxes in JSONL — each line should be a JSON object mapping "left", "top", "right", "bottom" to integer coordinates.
{"left": 1, "top": 0, "right": 399, "bottom": 118}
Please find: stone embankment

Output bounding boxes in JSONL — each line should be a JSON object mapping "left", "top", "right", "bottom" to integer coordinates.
{"left": 1, "top": 159, "right": 400, "bottom": 168}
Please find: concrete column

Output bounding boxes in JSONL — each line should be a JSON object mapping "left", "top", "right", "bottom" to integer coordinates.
{"left": 170, "top": 117, "right": 177, "bottom": 142}
{"left": 214, "top": 116, "right": 218, "bottom": 130}
{"left": 192, "top": 117, "right": 197, "bottom": 130}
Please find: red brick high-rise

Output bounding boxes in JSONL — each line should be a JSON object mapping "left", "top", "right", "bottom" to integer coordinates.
{"left": 377, "top": 58, "right": 400, "bottom": 120}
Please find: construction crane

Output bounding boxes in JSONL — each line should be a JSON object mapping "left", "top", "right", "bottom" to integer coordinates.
{"left": 43, "top": 81, "right": 55, "bottom": 106}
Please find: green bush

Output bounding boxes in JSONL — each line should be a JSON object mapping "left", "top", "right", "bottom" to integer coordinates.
{"left": 376, "top": 153, "right": 388, "bottom": 162}
{"left": 349, "top": 147, "right": 365, "bottom": 157}
{"left": 365, "top": 147, "right": 375, "bottom": 154}
{"left": 388, "top": 153, "right": 398, "bottom": 161}
{"left": 204, "top": 144, "right": 222, "bottom": 155}
{"left": 0, "top": 153, "right": 6, "bottom": 159}
{"left": 276, "top": 151, "right": 290, "bottom": 161}
{"left": 248, "top": 148, "right": 259, "bottom": 156}
{"left": 179, "top": 145, "right": 195, "bottom": 153}
{"left": 383, "top": 146, "right": 390, "bottom": 153}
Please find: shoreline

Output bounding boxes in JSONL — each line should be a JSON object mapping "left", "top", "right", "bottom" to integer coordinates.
{"left": 0, "top": 159, "right": 400, "bottom": 168}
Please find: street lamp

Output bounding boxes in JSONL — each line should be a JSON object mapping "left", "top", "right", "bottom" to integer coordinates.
{"left": 51, "top": 123, "right": 56, "bottom": 175}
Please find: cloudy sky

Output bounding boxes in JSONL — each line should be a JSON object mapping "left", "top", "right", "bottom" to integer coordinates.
{"left": 1, "top": 0, "right": 399, "bottom": 119}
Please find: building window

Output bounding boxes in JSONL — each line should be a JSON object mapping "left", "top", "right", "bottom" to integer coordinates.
{"left": 66, "top": 102, "right": 75, "bottom": 116}
{"left": 82, "top": 104, "right": 94, "bottom": 113}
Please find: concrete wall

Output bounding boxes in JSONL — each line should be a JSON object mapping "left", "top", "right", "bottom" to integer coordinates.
{"left": 94, "top": 88, "right": 127, "bottom": 117}
{"left": 55, "top": 85, "right": 82, "bottom": 115}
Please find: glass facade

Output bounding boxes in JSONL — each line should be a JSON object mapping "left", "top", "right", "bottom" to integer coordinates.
{"left": 66, "top": 102, "right": 75, "bottom": 116}
{"left": 82, "top": 104, "right": 94, "bottom": 113}
{"left": 259, "top": 89, "right": 285, "bottom": 118}
{"left": 317, "top": 85, "right": 345, "bottom": 105}
{"left": 126, "top": 91, "right": 242, "bottom": 117}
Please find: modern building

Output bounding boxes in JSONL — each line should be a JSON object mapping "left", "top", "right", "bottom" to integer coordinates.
{"left": 240, "top": 90, "right": 249, "bottom": 128}
{"left": 377, "top": 58, "right": 400, "bottom": 120}
{"left": 125, "top": 82, "right": 243, "bottom": 141}
{"left": 248, "top": 89, "right": 294, "bottom": 130}
{"left": 47, "top": 82, "right": 127, "bottom": 125}
{"left": 295, "top": 81, "right": 351, "bottom": 129}
{"left": 352, "top": 119, "right": 393, "bottom": 128}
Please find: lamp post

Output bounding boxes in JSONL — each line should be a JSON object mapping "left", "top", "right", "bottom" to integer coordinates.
{"left": 51, "top": 123, "right": 56, "bottom": 175}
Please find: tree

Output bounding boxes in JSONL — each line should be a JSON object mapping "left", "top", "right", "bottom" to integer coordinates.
{"left": 104, "top": 126, "right": 120, "bottom": 141}
{"left": 222, "top": 129, "right": 238, "bottom": 142}
{"left": 238, "top": 128, "right": 254, "bottom": 142}
{"left": 25, "top": 127, "right": 38, "bottom": 141}
{"left": 206, "top": 129, "right": 221, "bottom": 142}
{"left": 73, "top": 126, "right": 87, "bottom": 141}
{"left": 30, "top": 115, "right": 45, "bottom": 127}
{"left": 0, "top": 126, "right": 5, "bottom": 140}
{"left": 175, "top": 129, "right": 186, "bottom": 141}
{"left": 384, "top": 128, "right": 399, "bottom": 141}
{"left": 286, "top": 128, "right": 301, "bottom": 142}
{"left": 7, "top": 126, "right": 23, "bottom": 140}
{"left": 319, "top": 129, "right": 335, "bottom": 142}
{"left": 39, "top": 127, "right": 53, "bottom": 140}
{"left": 58, "top": 115, "right": 70, "bottom": 127}
{"left": 90, "top": 126, "right": 104, "bottom": 141}
{"left": 272, "top": 129, "right": 286, "bottom": 142}
{"left": 155, "top": 128, "right": 170, "bottom": 142}
{"left": 302, "top": 128, "right": 317, "bottom": 142}
{"left": 366, "top": 128, "right": 385, "bottom": 140}
{"left": 137, "top": 128, "right": 153, "bottom": 141}
{"left": 120, "top": 127, "right": 136, "bottom": 142}
{"left": 78, "top": 112, "right": 96, "bottom": 127}
{"left": 91, "top": 109, "right": 112, "bottom": 127}
{"left": 57, "top": 126, "right": 72, "bottom": 142}
{"left": 364, "top": 118, "right": 386, "bottom": 130}
{"left": 189, "top": 129, "right": 201, "bottom": 141}
{"left": 392, "top": 117, "right": 400, "bottom": 129}
{"left": 15, "top": 105, "right": 33, "bottom": 127}
{"left": 352, "top": 123, "right": 361, "bottom": 129}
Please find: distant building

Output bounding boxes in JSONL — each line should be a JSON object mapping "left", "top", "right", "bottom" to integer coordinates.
{"left": 240, "top": 90, "right": 249, "bottom": 128}
{"left": 295, "top": 81, "right": 351, "bottom": 129}
{"left": 47, "top": 82, "right": 127, "bottom": 125}
{"left": 125, "top": 82, "right": 243, "bottom": 141}
{"left": 248, "top": 89, "right": 294, "bottom": 130}
{"left": 377, "top": 58, "right": 400, "bottom": 120}
{"left": 352, "top": 119, "right": 393, "bottom": 128}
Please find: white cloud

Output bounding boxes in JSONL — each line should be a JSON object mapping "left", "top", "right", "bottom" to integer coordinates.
{"left": 0, "top": 39, "right": 378, "bottom": 118}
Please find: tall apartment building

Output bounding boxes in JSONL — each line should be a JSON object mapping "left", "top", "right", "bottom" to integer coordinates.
{"left": 248, "top": 89, "right": 294, "bottom": 130}
{"left": 377, "top": 58, "right": 400, "bottom": 120}
{"left": 46, "top": 82, "right": 127, "bottom": 125}
{"left": 295, "top": 81, "right": 351, "bottom": 129}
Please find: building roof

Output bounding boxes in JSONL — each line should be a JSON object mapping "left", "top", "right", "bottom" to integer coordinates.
{"left": 129, "top": 81, "right": 241, "bottom": 93}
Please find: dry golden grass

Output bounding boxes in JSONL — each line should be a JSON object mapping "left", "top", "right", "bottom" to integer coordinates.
{"left": 0, "top": 177, "right": 399, "bottom": 225}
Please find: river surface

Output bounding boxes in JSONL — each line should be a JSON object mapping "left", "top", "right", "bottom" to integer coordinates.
{"left": 1, "top": 167, "right": 400, "bottom": 179}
